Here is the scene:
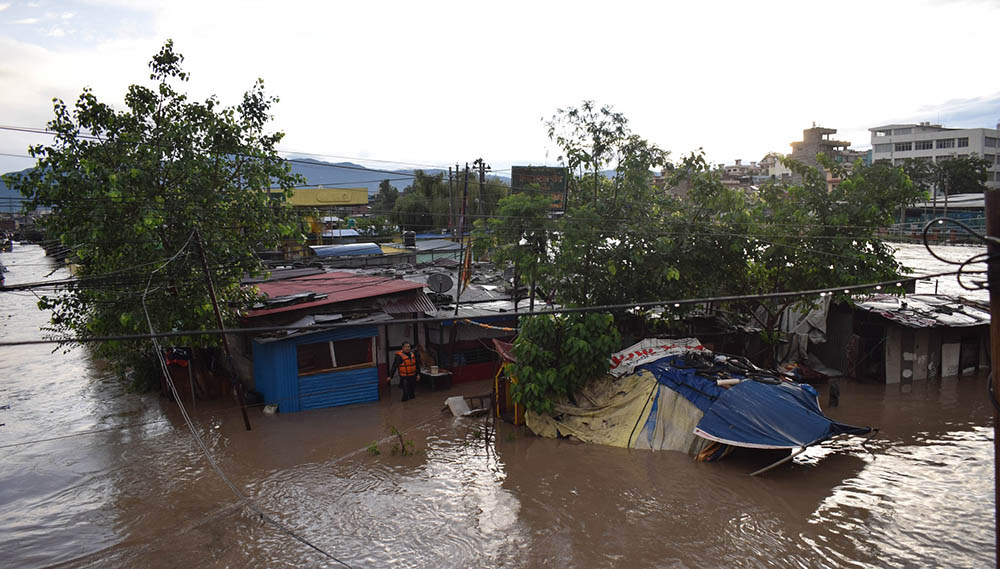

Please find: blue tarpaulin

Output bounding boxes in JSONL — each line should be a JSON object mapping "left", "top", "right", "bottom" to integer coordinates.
{"left": 640, "top": 355, "right": 870, "bottom": 450}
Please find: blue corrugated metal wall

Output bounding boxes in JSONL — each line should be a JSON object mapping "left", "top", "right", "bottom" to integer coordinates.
{"left": 253, "top": 326, "right": 378, "bottom": 413}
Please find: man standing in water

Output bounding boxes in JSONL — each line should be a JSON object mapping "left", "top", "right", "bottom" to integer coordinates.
{"left": 389, "top": 342, "right": 421, "bottom": 402}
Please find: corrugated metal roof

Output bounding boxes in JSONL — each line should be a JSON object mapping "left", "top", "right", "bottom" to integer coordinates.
{"left": 320, "top": 229, "right": 361, "bottom": 238}
{"left": 414, "top": 239, "right": 461, "bottom": 252}
{"left": 246, "top": 272, "right": 427, "bottom": 318}
{"left": 378, "top": 293, "right": 437, "bottom": 315}
{"left": 309, "top": 243, "right": 382, "bottom": 257}
{"left": 855, "top": 294, "right": 990, "bottom": 328}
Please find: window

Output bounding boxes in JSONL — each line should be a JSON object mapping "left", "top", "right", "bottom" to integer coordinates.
{"left": 873, "top": 143, "right": 893, "bottom": 153}
{"left": 894, "top": 142, "right": 912, "bottom": 152}
{"left": 913, "top": 140, "right": 933, "bottom": 150}
{"left": 985, "top": 137, "right": 998, "bottom": 148}
{"left": 333, "top": 337, "right": 374, "bottom": 368}
{"left": 986, "top": 155, "right": 996, "bottom": 165}
{"left": 935, "top": 156, "right": 951, "bottom": 163}
{"left": 296, "top": 337, "right": 374, "bottom": 376}
{"left": 936, "top": 139, "right": 955, "bottom": 149}
{"left": 893, "top": 128, "right": 912, "bottom": 135}
{"left": 957, "top": 137, "right": 969, "bottom": 147}
{"left": 874, "top": 129, "right": 891, "bottom": 137}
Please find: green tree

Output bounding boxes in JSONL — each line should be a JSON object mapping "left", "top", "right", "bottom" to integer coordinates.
{"left": 542, "top": 102, "right": 677, "bottom": 308}
{"left": 391, "top": 191, "right": 433, "bottom": 232}
{"left": 731, "top": 156, "right": 924, "bottom": 363}
{"left": 372, "top": 179, "right": 399, "bottom": 214}
{"left": 6, "top": 40, "right": 301, "bottom": 384}
{"left": 936, "top": 155, "right": 990, "bottom": 195}
{"left": 473, "top": 192, "right": 553, "bottom": 306}
{"left": 510, "top": 312, "right": 621, "bottom": 415}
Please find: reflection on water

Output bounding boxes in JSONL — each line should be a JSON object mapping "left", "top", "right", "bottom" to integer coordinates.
{"left": 0, "top": 244, "right": 995, "bottom": 568}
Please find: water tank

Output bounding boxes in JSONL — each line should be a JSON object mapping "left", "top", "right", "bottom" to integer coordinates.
{"left": 403, "top": 231, "right": 416, "bottom": 247}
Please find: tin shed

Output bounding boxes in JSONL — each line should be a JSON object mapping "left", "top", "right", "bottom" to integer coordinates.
{"left": 253, "top": 325, "right": 379, "bottom": 413}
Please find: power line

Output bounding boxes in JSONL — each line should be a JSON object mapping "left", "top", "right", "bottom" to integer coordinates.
{"left": 0, "top": 268, "right": 979, "bottom": 348}
{"left": 137, "top": 231, "right": 353, "bottom": 568}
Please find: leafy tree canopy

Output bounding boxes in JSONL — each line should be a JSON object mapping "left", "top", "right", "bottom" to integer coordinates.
{"left": 6, "top": 40, "right": 302, "bottom": 383}
{"left": 511, "top": 312, "right": 621, "bottom": 415}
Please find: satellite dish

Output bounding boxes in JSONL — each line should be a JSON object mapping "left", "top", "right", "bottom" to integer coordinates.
{"left": 427, "top": 273, "right": 454, "bottom": 294}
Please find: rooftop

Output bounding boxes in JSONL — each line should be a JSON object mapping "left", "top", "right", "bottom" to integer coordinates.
{"left": 246, "top": 272, "right": 428, "bottom": 318}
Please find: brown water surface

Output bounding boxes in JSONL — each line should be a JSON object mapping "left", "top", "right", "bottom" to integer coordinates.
{"left": 0, "top": 243, "right": 994, "bottom": 568}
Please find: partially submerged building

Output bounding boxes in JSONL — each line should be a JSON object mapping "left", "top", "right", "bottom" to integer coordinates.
{"left": 819, "top": 294, "right": 991, "bottom": 384}
{"left": 236, "top": 271, "right": 436, "bottom": 412}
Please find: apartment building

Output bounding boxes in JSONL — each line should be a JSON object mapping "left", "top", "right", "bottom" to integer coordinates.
{"left": 869, "top": 122, "right": 1000, "bottom": 190}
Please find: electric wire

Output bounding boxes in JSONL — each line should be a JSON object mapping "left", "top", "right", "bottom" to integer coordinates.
{"left": 0, "top": 267, "right": 983, "bottom": 348}
{"left": 137, "top": 231, "right": 353, "bottom": 568}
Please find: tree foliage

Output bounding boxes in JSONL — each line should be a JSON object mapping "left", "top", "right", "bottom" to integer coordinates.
{"left": 6, "top": 40, "right": 301, "bottom": 382}
{"left": 371, "top": 179, "right": 399, "bottom": 214}
{"left": 472, "top": 191, "right": 553, "bottom": 302}
{"left": 510, "top": 313, "right": 621, "bottom": 415}
{"left": 478, "top": 102, "right": 927, "bottom": 368}
{"left": 901, "top": 155, "right": 990, "bottom": 196}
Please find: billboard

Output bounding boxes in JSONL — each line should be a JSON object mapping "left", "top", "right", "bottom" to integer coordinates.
{"left": 510, "top": 166, "right": 568, "bottom": 212}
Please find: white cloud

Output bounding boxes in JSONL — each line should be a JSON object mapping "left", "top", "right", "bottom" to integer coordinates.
{"left": 47, "top": 27, "right": 65, "bottom": 37}
{"left": 12, "top": 17, "right": 39, "bottom": 24}
{"left": 61, "top": 12, "right": 74, "bottom": 19}
{"left": 0, "top": 4, "right": 10, "bottom": 12}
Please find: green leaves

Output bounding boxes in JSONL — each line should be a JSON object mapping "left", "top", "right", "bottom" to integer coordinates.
{"left": 510, "top": 313, "right": 621, "bottom": 416}
{"left": 7, "top": 40, "right": 302, "bottom": 384}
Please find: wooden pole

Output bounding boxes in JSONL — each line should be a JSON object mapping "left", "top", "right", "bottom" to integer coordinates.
{"left": 985, "top": 189, "right": 999, "bottom": 568}
{"left": 195, "top": 229, "right": 252, "bottom": 431}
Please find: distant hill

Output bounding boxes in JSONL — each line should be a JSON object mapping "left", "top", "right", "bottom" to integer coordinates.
{"left": 0, "top": 159, "right": 512, "bottom": 212}
{"left": 0, "top": 168, "right": 30, "bottom": 213}
{"left": 284, "top": 157, "right": 451, "bottom": 194}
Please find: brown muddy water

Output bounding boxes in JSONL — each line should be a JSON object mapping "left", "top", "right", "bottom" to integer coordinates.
{"left": 0, "top": 243, "right": 994, "bottom": 568}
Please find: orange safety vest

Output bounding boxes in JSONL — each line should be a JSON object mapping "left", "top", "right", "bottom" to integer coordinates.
{"left": 396, "top": 351, "right": 417, "bottom": 377}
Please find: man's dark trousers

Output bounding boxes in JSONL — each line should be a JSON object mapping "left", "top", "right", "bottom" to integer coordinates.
{"left": 401, "top": 374, "right": 417, "bottom": 401}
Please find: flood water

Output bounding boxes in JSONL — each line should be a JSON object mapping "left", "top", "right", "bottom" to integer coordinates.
{"left": 0, "top": 242, "right": 994, "bottom": 568}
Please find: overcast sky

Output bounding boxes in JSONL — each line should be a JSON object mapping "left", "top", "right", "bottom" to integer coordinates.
{"left": 2, "top": 0, "right": 999, "bottom": 175}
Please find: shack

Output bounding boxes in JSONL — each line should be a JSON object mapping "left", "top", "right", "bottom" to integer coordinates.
{"left": 235, "top": 271, "right": 437, "bottom": 411}
{"left": 819, "top": 294, "right": 991, "bottom": 383}
{"left": 253, "top": 325, "right": 380, "bottom": 412}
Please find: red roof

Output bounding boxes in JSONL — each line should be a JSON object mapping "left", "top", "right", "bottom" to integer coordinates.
{"left": 246, "top": 272, "right": 426, "bottom": 318}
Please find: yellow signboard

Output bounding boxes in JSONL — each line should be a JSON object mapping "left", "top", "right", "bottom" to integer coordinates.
{"left": 271, "top": 187, "right": 369, "bottom": 206}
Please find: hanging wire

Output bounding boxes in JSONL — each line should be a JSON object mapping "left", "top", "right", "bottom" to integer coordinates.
{"left": 137, "top": 232, "right": 353, "bottom": 569}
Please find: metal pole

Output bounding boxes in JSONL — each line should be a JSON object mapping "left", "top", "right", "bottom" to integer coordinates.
{"left": 454, "top": 164, "right": 469, "bottom": 316}
{"left": 195, "top": 229, "right": 252, "bottom": 431}
{"left": 985, "top": 189, "right": 999, "bottom": 568}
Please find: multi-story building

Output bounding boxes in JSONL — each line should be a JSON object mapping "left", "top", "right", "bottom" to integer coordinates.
{"left": 790, "top": 126, "right": 853, "bottom": 169}
{"left": 869, "top": 122, "right": 1000, "bottom": 190}
{"left": 788, "top": 125, "right": 869, "bottom": 190}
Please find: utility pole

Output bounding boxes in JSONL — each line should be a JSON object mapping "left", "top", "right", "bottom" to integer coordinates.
{"left": 454, "top": 163, "right": 460, "bottom": 236}
{"left": 986, "top": 189, "right": 999, "bottom": 568}
{"left": 474, "top": 157, "right": 489, "bottom": 218}
{"left": 448, "top": 166, "right": 454, "bottom": 232}
{"left": 454, "top": 164, "right": 469, "bottom": 316}
{"left": 195, "top": 229, "right": 252, "bottom": 431}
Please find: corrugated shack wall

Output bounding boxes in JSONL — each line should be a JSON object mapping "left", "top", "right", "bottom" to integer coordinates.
{"left": 253, "top": 339, "right": 298, "bottom": 411}
{"left": 253, "top": 326, "right": 379, "bottom": 413}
